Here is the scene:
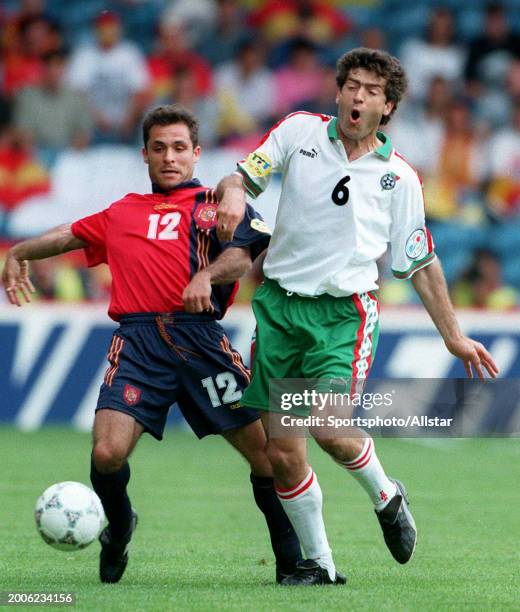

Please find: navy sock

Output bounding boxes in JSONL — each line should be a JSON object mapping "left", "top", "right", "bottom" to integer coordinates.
{"left": 250, "top": 473, "right": 303, "bottom": 573}
{"left": 90, "top": 458, "right": 132, "bottom": 539}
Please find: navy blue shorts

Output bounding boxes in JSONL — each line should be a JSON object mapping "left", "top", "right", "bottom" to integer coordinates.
{"left": 96, "top": 313, "right": 259, "bottom": 440}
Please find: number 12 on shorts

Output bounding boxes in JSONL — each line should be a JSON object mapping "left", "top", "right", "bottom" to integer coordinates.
{"left": 201, "top": 372, "right": 242, "bottom": 407}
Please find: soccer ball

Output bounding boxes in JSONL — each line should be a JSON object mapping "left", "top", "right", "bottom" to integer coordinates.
{"left": 34, "top": 482, "right": 105, "bottom": 551}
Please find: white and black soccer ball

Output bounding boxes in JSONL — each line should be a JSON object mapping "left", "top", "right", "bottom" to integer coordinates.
{"left": 34, "top": 482, "right": 105, "bottom": 551}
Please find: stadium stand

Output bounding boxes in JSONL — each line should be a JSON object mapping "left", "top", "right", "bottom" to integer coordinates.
{"left": 1, "top": 0, "right": 520, "bottom": 308}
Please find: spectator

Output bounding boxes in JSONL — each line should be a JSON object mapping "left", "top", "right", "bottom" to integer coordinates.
{"left": 438, "top": 100, "right": 482, "bottom": 189}
{"left": 487, "top": 102, "right": 520, "bottom": 218}
{"left": 215, "top": 39, "right": 275, "bottom": 142}
{"left": 173, "top": 68, "right": 218, "bottom": 147}
{"left": 161, "top": 0, "right": 217, "bottom": 48}
{"left": 197, "top": 0, "right": 250, "bottom": 67}
{"left": 451, "top": 249, "right": 517, "bottom": 310}
{"left": 248, "top": 0, "right": 351, "bottom": 46}
{"left": 359, "top": 26, "right": 386, "bottom": 52}
{"left": 66, "top": 11, "right": 150, "bottom": 144}
{"left": 0, "top": 0, "right": 47, "bottom": 58}
{"left": 0, "top": 97, "right": 12, "bottom": 234}
{"left": 26, "top": 257, "right": 89, "bottom": 302}
{"left": 0, "top": 96, "right": 11, "bottom": 134}
{"left": 294, "top": 63, "right": 337, "bottom": 116}
{"left": 423, "top": 99, "right": 484, "bottom": 221}
{"left": 14, "top": 49, "right": 93, "bottom": 151}
{"left": 465, "top": 2, "right": 520, "bottom": 98}
{"left": 389, "top": 76, "right": 452, "bottom": 176}
{"left": 147, "top": 16, "right": 212, "bottom": 105}
{"left": 0, "top": 121, "right": 50, "bottom": 217}
{"left": 2, "top": 13, "right": 62, "bottom": 97}
{"left": 475, "top": 56, "right": 520, "bottom": 132}
{"left": 505, "top": 60, "right": 520, "bottom": 118}
{"left": 274, "top": 38, "right": 323, "bottom": 115}
{"left": 399, "top": 7, "right": 465, "bottom": 102}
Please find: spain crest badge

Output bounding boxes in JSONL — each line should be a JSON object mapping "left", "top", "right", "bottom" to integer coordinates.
{"left": 194, "top": 203, "right": 218, "bottom": 233}
{"left": 123, "top": 384, "right": 141, "bottom": 406}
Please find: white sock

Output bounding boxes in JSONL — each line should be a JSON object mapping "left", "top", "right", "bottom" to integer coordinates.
{"left": 336, "top": 437, "right": 398, "bottom": 511}
{"left": 276, "top": 469, "right": 336, "bottom": 581}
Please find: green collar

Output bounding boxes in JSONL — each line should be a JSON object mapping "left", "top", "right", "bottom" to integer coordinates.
{"left": 327, "top": 117, "right": 393, "bottom": 160}
{"left": 327, "top": 116, "right": 340, "bottom": 140}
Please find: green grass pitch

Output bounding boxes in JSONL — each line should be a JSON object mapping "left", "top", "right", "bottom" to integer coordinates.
{"left": 0, "top": 428, "right": 518, "bottom": 611}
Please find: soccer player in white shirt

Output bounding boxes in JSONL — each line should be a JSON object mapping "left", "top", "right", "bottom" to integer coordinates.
{"left": 216, "top": 48, "right": 498, "bottom": 586}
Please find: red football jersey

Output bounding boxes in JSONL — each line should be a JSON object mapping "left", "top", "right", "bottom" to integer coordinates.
{"left": 71, "top": 180, "right": 269, "bottom": 320}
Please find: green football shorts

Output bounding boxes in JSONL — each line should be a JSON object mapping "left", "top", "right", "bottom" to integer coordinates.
{"left": 241, "top": 278, "right": 380, "bottom": 411}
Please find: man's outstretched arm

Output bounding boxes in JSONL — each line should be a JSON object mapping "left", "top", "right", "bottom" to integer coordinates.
{"left": 215, "top": 173, "right": 247, "bottom": 242}
{"left": 2, "top": 223, "right": 86, "bottom": 306}
{"left": 411, "top": 258, "right": 499, "bottom": 379}
{"left": 182, "top": 246, "right": 252, "bottom": 313}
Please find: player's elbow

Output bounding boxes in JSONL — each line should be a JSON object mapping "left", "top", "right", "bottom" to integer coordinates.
{"left": 57, "top": 224, "right": 86, "bottom": 252}
{"left": 231, "top": 246, "right": 253, "bottom": 274}
{"left": 411, "top": 256, "right": 441, "bottom": 289}
{"left": 238, "top": 252, "right": 253, "bottom": 277}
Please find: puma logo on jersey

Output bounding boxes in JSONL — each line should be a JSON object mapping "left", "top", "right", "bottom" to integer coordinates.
{"left": 299, "top": 147, "right": 319, "bottom": 158}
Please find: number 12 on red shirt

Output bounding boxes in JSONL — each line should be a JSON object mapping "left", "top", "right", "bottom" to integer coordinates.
{"left": 147, "top": 212, "right": 181, "bottom": 240}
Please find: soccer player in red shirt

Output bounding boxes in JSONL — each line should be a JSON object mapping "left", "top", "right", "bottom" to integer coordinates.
{"left": 1, "top": 105, "right": 302, "bottom": 584}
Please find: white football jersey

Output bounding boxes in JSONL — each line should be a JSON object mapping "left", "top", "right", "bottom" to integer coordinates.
{"left": 237, "top": 112, "right": 435, "bottom": 297}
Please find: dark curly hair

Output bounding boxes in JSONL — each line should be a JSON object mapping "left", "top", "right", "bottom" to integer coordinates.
{"left": 336, "top": 48, "right": 408, "bottom": 125}
{"left": 142, "top": 104, "right": 199, "bottom": 148}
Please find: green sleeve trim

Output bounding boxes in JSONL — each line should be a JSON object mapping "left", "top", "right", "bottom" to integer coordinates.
{"left": 237, "top": 166, "right": 262, "bottom": 198}
{"left": 392, "top": 251, "right": 436, "bottom": 280}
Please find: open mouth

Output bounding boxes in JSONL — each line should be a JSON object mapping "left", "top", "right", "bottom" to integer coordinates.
{"left": 350, "top": 109, "right": 361, "bottom": 123}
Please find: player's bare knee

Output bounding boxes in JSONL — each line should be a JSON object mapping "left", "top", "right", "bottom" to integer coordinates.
{"left": 265, "top": 441, "right": 305, "bottom": 476}
{"left": 264, "top": 441, "right": 284, "bottom": 469}
{"left": 92, "top": 441, "right": 128, "bottom": 473}
{"left": 248, "top": 449, "right": 273, "bottom": 478}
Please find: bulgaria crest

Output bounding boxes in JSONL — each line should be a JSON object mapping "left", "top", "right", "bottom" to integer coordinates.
{"left": 194, "top": 203, "right": 218, "bottom": 232}
{"left": 123, "top": 384, "right": 141, "bottom": 406}
{"left": 405, "top": 229, "right": 427, "bottom": 260}
{"left": 380, "top": 172, "right": 400, "bottom": 190}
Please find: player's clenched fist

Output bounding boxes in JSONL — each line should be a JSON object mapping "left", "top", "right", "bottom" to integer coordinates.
{"left": 182, "top": 271, "right": 213, "bottom": 313}
{"left": 217, "top": 195, "right": 246, "bottom": 242}
{"left": 2, "top": 254, "right": 35, "bottom": 307}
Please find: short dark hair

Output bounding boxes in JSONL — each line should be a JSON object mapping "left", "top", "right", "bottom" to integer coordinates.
{"left": 42, "top": 48, "right": 68, "bottom": 64}
{"left": 289, "top": 37, "right": 318, "bottom": 57}
{"left": 142, "top": 104, "right": 199, "bottom": 148}
{"left": 486, "top": 2, "right": 505, "bottom": 16}
{"left": 336, "top": 47, "right": 408, "bottom": 125}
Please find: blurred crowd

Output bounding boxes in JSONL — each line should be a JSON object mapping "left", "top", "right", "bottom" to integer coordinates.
{"left": 1, "top": 0, "right": 520, "bottom": 309}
